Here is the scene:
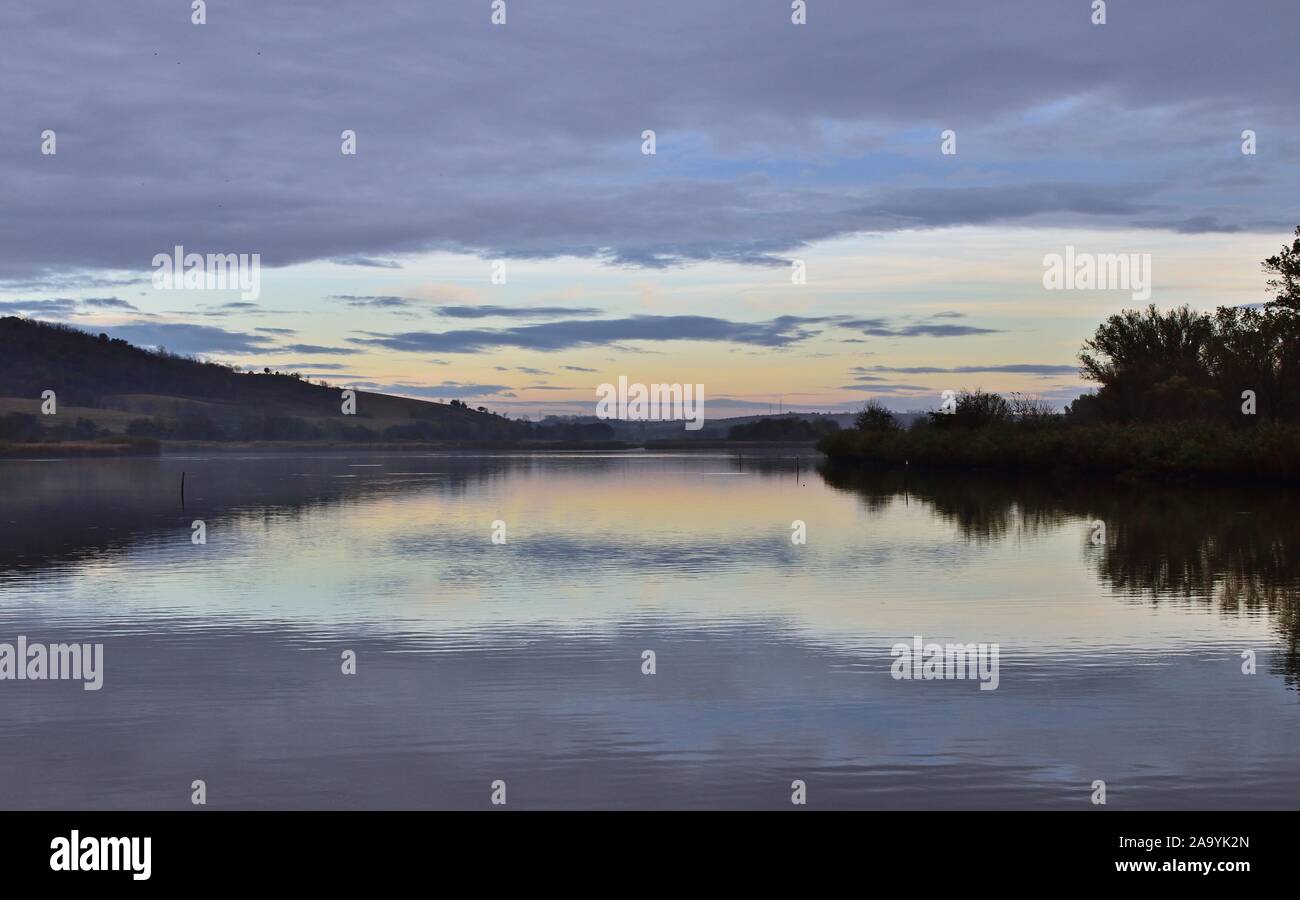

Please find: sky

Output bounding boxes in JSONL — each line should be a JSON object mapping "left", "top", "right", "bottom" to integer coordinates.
{"left": 1, "top": 0, "right": 1297, "bottom": 417}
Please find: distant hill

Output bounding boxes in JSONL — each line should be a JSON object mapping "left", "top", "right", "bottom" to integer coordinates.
{"left": 0, "top": 317, "right": 529, "bottom": 442}
{"left": 0, "top": 317, "right": 915, "bottom": 447}
{"left": 536, "top": 410, "right": 924, "bottom": 440}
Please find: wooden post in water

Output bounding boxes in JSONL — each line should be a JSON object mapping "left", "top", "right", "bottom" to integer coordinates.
{"left": 181, "top": 471, "right": 186, "bottom": 508}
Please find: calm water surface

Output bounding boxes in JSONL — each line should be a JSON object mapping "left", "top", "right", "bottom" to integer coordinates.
{"left": 1, "top": 451, "right": 1298, "bottom": 809}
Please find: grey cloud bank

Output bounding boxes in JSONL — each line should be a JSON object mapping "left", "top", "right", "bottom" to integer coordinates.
{"left": 350, "top": 315, "right": 832, "bottom": 353}
{"left": 95, "top": 322, "right": 362, "bottom": 357}
{"left": 2, "top": 0, "right": 1297, "bottom": 283}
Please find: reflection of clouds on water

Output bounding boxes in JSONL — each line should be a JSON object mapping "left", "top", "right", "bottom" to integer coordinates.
{"left": 0, "top": 620, "right": 1294, "bottom": 810}
{"left": 3, "top": 452, "right": 1300, "bottom": 808}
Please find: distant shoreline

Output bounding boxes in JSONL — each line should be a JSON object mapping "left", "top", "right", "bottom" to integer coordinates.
{"left": 0, "top": 438, "right": 823, "bottom": 458}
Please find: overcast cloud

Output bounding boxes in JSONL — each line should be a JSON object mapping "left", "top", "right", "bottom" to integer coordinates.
{"left": 2, "top": 0, "right": 1296, "bottom": 282}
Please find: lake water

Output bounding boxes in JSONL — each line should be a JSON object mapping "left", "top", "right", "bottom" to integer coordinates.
{"left": 1, "top": 451, "right": 1298, "bottom": 809}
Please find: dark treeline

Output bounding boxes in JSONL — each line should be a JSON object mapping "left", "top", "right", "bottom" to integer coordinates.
{"left": 821, "top": 227, "right": 1300, "bottom": 478}
{"left": 0, "top": 410, "right": 160, "bottom": 456}
{"left": 727, "top": 417, "right": 839, "bottom": 441}
{"left": 1072, "top": 226, "right": 1300, "bottom": 424}
{"left": 0, "top": 404, "right": 614, "bottom": 445}
{"left": 112, "top": 410, "right": 515, "bottom": 443}
{"left": 0, "top": 411, "right": 101, "bottom": 442}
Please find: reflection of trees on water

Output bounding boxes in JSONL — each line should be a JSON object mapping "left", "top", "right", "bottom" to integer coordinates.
{"left": 817, "top": 463, "right": 1074, "bottom": 544}
{"left": 818, "top": 461, "right": 1300, "bottom": 690}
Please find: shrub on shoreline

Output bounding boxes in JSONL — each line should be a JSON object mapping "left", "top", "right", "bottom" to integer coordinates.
{"left": 818, "top": 420, "right": 1300, "bottom": 479}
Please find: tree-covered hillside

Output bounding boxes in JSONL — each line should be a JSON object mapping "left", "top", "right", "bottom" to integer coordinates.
{"left": 0, "top": 317, "right": 529, "bottom": 442}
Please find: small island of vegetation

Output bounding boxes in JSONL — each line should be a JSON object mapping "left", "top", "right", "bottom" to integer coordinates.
{"left": 820, "top": 226, "right": 1300, "bottom": 480}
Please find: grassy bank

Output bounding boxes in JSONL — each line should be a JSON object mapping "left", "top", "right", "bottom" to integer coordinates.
{"left": 159, "top": 439, "right": 640, "bottom": 452}
{"left": 0, "top": 436, "right": 161, "bottom": 458}
{"left": 817, "top": 422, "right": 1300, "bottom": 480}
